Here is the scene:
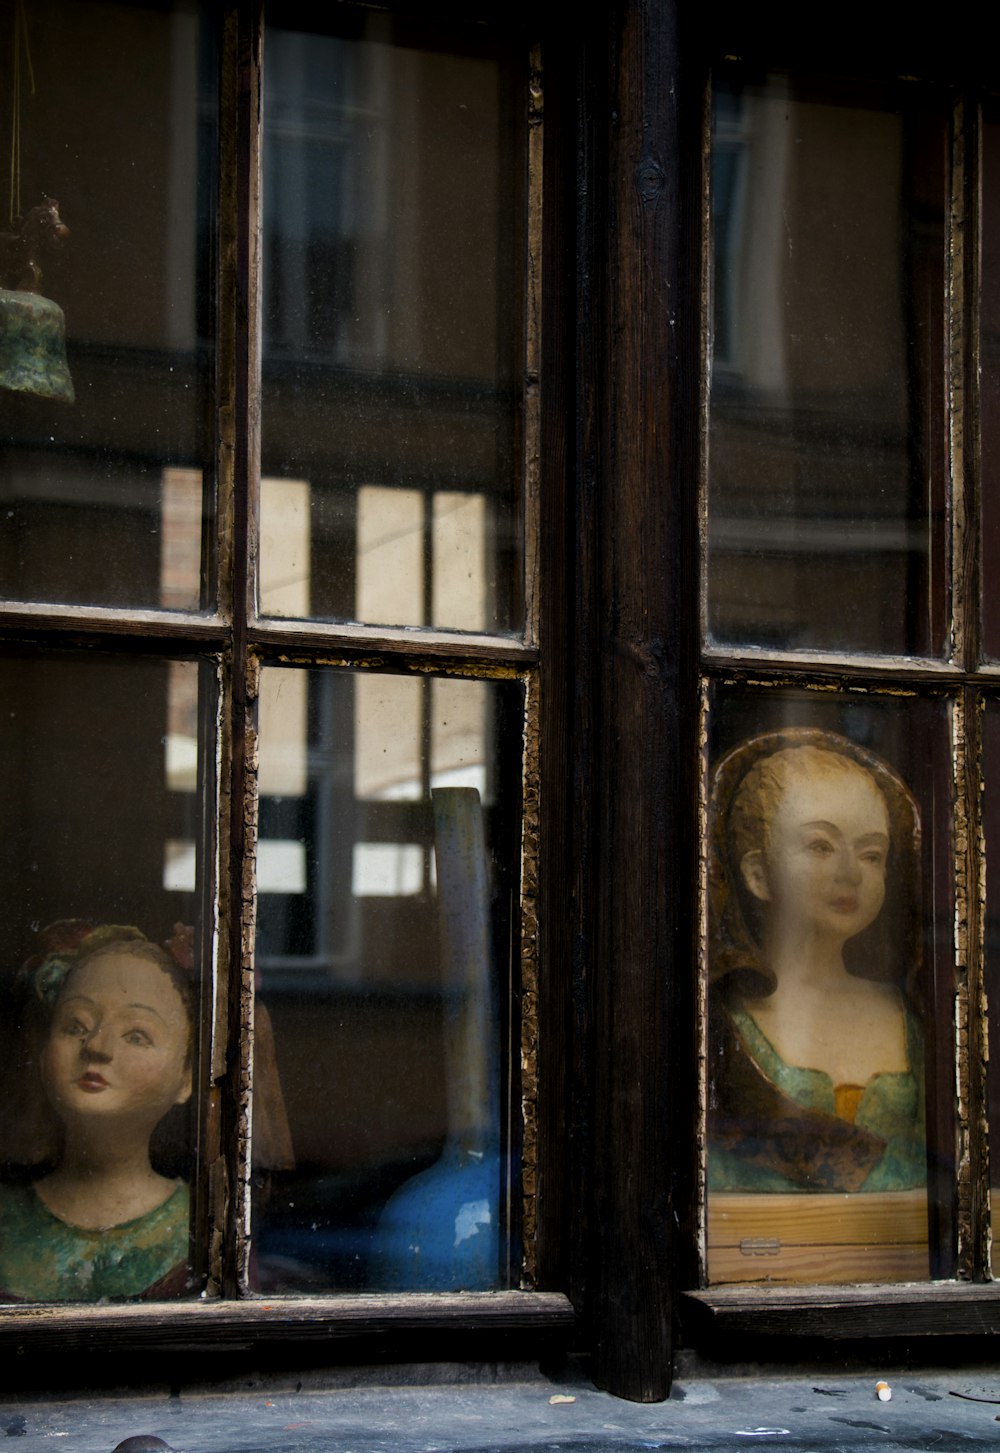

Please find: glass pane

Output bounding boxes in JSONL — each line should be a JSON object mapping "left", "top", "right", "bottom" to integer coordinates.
{"left": 0, "top": 2, "right": 217, "bottom": 611}
{"left": 707, "top": 72, "right": 947, "bottom": 655}
{"left": 0, "top": 648, "right": 211, "bottom": 1302}
{"left": 705, "top": 684, "right": 954, "bottom": 1283}
{"left": 981, "top": 110, "right": 1000, "bottom": 659}
{"left": 252, "top": 666, "right": 521, "bottom": 1293}
{"left": 259, "top": 12, "right": 522, "bottom": 633}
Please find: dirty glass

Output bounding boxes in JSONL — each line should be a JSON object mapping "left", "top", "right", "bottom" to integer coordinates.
{"left": 251, "top": 665, "right": 521, "bottom": 1292}
{"left": 707, "top": 72, "right": 947, "bottom": 656}
{"left": 0, "top": 647, "right": 211, "bottom": 1302}
{"left": 705, "top": 683, "right": 954, "bottom": 1283}
{"left": 0, "top": 1, "right": 216, "bottom": 612}
{"left": 251, "top": 665, "right": 523, "bottom": 1290}
{"left": 259, "top": 12, "right": 521, "bottom": 634}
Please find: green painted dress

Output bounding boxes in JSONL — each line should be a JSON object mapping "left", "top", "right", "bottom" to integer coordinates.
{"left": 709, "top": 998, "right": 926, "bottom": 1193}
{"left": 0, "top": 1181, "right": 189, "bottom": 1302}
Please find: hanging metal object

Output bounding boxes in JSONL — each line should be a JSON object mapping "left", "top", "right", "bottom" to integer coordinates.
{"left": 0, "top": 196, "right": 74, "bottom": 402}
{"left": 0, "top": 9, "right": 73, "bottom": 404}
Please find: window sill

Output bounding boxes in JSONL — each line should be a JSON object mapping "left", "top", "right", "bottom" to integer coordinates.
{"left": 682, "top": 1283, "right": 1000, "bottom": 1338}
{"left": 0, "top": 1290, "right": 575, "bottom": 1355}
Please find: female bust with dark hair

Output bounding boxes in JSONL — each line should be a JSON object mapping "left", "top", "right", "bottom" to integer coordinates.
{"left": 708, "top": 729, "right": 926, "bottom": 1194}
{"left": 0, "top": 924, "right": 194, "bottom": 1301}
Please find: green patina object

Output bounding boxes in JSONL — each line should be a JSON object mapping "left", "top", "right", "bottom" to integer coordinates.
{"left": 709, "top": 1001, "right": 927, "bottom": 1193}
{"left": 0, "top": 288, "right": 74, "bottom": 402}
{"left": 0, "top": 1181, "right": 189, "bottom": 1302}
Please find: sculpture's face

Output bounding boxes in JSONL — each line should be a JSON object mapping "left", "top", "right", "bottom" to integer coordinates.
{"left": 42, "top": 952, "right": 192, "bottom": 1130}
{"left": 742, "top": 752, "right": 890, "bottom": 943}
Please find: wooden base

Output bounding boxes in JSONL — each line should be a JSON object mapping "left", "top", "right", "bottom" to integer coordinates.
{"left": 708, "top": 1189, "right": 929, "bottom": 1284}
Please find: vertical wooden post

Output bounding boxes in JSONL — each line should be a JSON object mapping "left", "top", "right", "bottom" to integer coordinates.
{"left": 583, "top": 0, "right": 697, "bottom": 1401}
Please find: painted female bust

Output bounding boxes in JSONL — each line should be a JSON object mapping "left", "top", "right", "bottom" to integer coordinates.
{"left": 708, "top": 728, "right": 925, "bottom": 1193}
{"left": 0, "top": 922, "right": 194, "bottom": 1301}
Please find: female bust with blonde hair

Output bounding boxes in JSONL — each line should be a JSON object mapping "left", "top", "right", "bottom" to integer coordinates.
{"left": 708, "top": 728, "right": 925, "bottom": 1193}
{"left": 0, "top": 922, "right": 194, "bottom": 1301}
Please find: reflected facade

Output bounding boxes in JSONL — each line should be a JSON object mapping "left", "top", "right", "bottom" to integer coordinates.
{"left": 708, "top": 73, "right": 946, "bottom": 655}
{"left": 260, "top": 15, "right": 521, "bottom": 633}
{"left": 252, "top": 665, "right": 521, "bottom": 1292}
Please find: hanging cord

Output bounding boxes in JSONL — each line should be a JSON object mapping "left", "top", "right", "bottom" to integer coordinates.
{"left": 9, "top": 0, "right": 35, "bottom": 226}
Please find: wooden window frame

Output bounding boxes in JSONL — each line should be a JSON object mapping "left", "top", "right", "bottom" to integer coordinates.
{"left": 11, "top": 0, "right": 1000, "bottom": 1409}
{"left": 545, "top": 0, "right": 1000, "bottom": 1405}
{"left": 0, "top": 0, "right": 573, "bottom": 1366}
{"left": 675, "top": 3, "right": 1000, "bottom": 1387}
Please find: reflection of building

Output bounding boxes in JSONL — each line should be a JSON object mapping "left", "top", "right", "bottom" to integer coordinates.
{"left": 709, "top": 75, "right": 944, "bottom": 655}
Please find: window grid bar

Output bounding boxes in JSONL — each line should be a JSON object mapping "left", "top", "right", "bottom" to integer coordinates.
{"left": 695, "top": 678, "right": 712, "bottom": 1288}
{"left": 696, "top": 68, "right": 713, "bottom": 652}
{"left": 0, "top": 603, "right": 230, "bottom": 642}
{"left": 224, "top": 0, "right": 262, "bottom": 1299}
{"left": 193, "top": 0, "right": 242, "bottom": 1301}
{"left": 251, "top": 619, "right": 538, "bottom": 664}
{"left": 950, "top": 98, "right": 975, "bottom": 671}
{"left": 522, "top": 41, "right": 544, "bottom": 651}
{"left": 700, "top": 650, "right": 1000, "bottom": 688}
{"left": 517, "top": 667, "right": 541, "bottom": 1285}
{"left": 968, "top": 100, "right": 995, "bottom": 1280}
{"left": 954, "top": 686, "right": 990, "bottom": 1279}
{"left": 954, "top": 95, "right": 991, "bottom": 1280}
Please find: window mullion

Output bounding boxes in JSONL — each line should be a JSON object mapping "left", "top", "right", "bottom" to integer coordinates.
{"left": 950, "top": 99, "right": 968, "bottom": 667}
{"left": 219, "top": 0, "right": 263, "bottom": 1298}
{"left": 950, "top": 95, "right": 979, "bottom": 671}
{"left": 956, "top": 686, "right": 991, "bottom": 1278}
{"left": 950, "top": 93, "right": 991, "bottom": 1279}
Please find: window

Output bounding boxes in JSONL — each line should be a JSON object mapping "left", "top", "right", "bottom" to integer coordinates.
{"left": 0, "top": 0, "right": 570, "bottom": 1335}
{"left": 533, "top": 3, "right": 1000, "bottom": 1400}
{"left": 689, "top": 29, "right": 1000, "bottom": 1337}
{"left": 9, "top": 0, "right": 1000, "bottom": 1410}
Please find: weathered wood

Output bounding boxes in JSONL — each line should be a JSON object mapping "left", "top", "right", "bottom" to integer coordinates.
{"left": 250, "top": 617, "right": 538, "bottom": 669}
{"left": 710, "top": 1189, "right": 928, "bottom": 1247}
{"left": 702, "top": 646, "right": 1000, "bottom": 685}
{"left": 221, "top": 0, "right": 263, "bottom": 1297}
{"left": 582, "top": 0, "right": 697, "bottom": 1403}
{"left": 709, "top": 1245, "right": 930, "bottom": 1286}
{"left": 682, "top": 1282, "right": 1000, "bottom": 1340}
{"left": 532, "top": 15, "right": 579, "bottom": 1307}
{"left": 0, "top": 1292, "right": 575, "bottom": 1355}
{"left": 0, "top": 601, "right": 228, "bottom": 642}
{"left": 709, "top": 1189, "right": 929, "bottom": 1285}
{"left": 955, "top": 96, "right": 991, "bottom": 1283}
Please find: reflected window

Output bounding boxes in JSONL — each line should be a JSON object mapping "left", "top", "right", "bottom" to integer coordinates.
{"left": 707, "top": 71, "right": 947, "bottom": 656}
{"left": 260, "top": 12, "right": 521, "bottom": 634}
{"left": 253, "top": 666, "right": 519, "bottom": 1293}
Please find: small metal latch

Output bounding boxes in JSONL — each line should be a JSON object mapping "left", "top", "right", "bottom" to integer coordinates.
{"left": 739, "top": 1237, "right": 781, "bottom": 1257}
